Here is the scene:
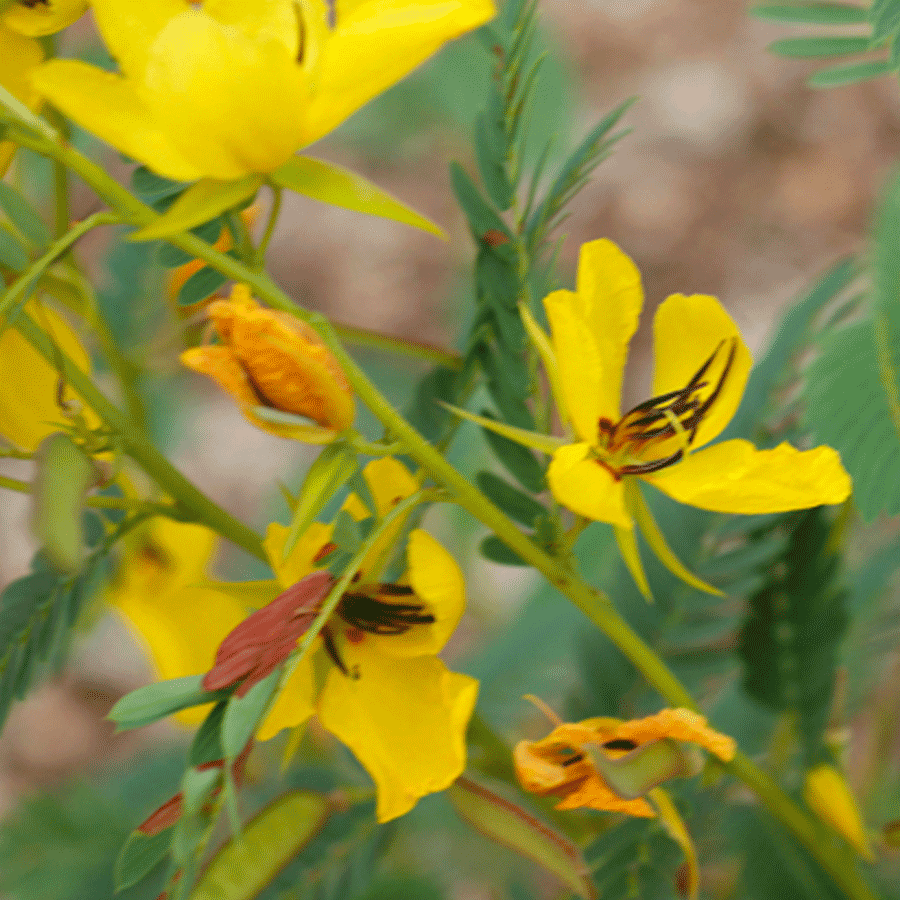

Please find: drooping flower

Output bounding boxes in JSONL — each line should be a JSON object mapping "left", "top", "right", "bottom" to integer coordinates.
{"left": 0, "top": 300, "right": 99, "bottom": 451}
{"left": 1, "top": 0, "right": 87, "bottom": 36}
{"left": 180, "top": 284, "right": 355, "bottom": 442}
{"left": 0, "top": 23, "right": 43, "bottom": 174}
{"left": 108, "top": 518, "right": 247, "bottom": 725}
{"left": 32, "top": 0, "right": 496, "bottom": 182}
{"left": 514, "top": 707, "right": 736, "bottom": 817}
{"left": 203, "top": 457, "right": 479, "bottom": 822}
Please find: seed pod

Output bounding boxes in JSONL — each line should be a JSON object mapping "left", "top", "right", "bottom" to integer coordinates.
{"left": 32, "top": 432, "right": 94, "bottom": 572}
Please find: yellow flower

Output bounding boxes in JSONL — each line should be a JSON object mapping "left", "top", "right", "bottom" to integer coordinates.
{"left": 0, "top": 22, "right": 43, "bottom": 174}
{"left": 1, "top": 0, "right": 86, "bottom": 36}
{"left": 32, "top": 0, "right": 496, "bottom": 181}
{"left": 545, "top": 239, "right": 851, "bottom": 529}
{"left": 514, "top": 707, "right": 735, "bottom": 818}
{"left": 180, "top": 284, "right": 355, "bottom": 442}
{"left": 108, "top": 518, "right": 247, "bottom": 726}
{"left": 204, "top": 457, "right": 479, "bottom": 822}
{"left": 0, "top": 300, "right": 99, "bottom": 451}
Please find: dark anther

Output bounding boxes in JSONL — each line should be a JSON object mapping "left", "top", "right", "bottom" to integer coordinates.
{"left": 561, "top": 752, "right": 585, "bottom": 767}
{"left": 681, "top": 338, "right": 737, "bottom": 442}
{"left": 602, "top": 738, "right": 638, "bottom": 751}
{"left": 619, "top": 448, "right": 684, "bottom": 476}
{"left": 322, "top": 625, "right": 348, "bottom": 676}
{"left": 339, "top": 590, "right": 435, "bottom": 636}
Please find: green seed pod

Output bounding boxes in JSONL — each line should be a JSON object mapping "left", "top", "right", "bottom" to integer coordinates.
{"left": 32, "top": 432, "right": 94, "bottom": 573}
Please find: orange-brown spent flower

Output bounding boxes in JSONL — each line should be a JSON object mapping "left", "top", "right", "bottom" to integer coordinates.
{"left": 514, "top": 708, "right": 736, "bottom": 818}
{"left": 180, "top": 285, "right": 355, "bottom": 440}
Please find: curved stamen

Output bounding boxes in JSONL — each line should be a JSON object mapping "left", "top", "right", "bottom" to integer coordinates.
{"left": 619, "top": 448, "right": 684, "bottom": 476}
{"left": 339, "top": 590, "right": 435, "bottom": 636}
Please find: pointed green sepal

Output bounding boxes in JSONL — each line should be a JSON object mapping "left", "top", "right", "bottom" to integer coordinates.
{"left": 271, "top": 155, "right": 445, "bottom": 239}
{"left": 439, "top": 401, "right": 565, "bottom": 453}
{"left": 129, "top": 175, "right": 263, "bottom": 241}
{"left": 613, "top": 523, "right": 652, "bottom": 601}
{"left": 519, "top": 302, "right": 569, "bottom": 430}
{"left": 627, "top": 482, "right": 723, "bottom": 596}
{"left": 250, "top": 406, "right": 345, "bottom": 444}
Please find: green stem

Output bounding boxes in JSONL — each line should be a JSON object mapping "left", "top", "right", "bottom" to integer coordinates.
{"left": 332, "top": 321, "right": 462, "bottom": 370}
{"left": 6, "top": 120, "right": 875, "bottom": 900}
{"left": 10, "top": 310, "right": 265, "bottom": 562}
{"left": 0, "top": 211, "right": 120, "bottom": 320}
{"left": 254, "top": 185, "right": 282, "bottom": 269}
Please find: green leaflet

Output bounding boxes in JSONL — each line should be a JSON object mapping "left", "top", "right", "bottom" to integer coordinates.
{"left": 751, "top": 4, "right": 869, "bottom": 25}
{"left": 767, "top": 35, "right": 872, "bottom": 57}
{"left": 108, "top": 675, "right": 226, "bottom": 732}
{"left": 738, "top": 508, "right": 848, "bottom": 763}
{"left": 808, "top": 58, "right": 896, "bottom": 86}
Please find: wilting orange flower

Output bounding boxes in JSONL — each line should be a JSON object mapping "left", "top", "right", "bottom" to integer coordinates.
{"left": 515, "top": 708, "right": 736, "bottom": 817}
{"left": 180, "top": 284, "right": 355, "bottom": 441}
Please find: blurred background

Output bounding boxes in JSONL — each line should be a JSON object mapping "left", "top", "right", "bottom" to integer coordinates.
{"left": 2, "top": 1, "right": 900, "bottom": 896}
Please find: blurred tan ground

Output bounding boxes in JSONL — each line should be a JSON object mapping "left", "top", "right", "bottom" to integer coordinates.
{"left": 2, "top": 0, "right": 899, "bottom": 833}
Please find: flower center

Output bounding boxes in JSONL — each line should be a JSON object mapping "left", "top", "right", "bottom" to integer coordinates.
{"left": 595, "top": 338, "right": 737, "bottom": 479}
{"left": 321, "top": 585, "right": 436, "bottom": 677}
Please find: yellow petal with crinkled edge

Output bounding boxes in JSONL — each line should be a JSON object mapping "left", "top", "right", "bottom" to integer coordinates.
{"left": 0, "top": 301, "right": 98, "bottom": 451}
{"left": 145, "top": 10, "right": 310, "bottom": 178}
{"left": 302, "top": 0, "right": 496, "bottom": 142}
{"left": 547, "top": 442, "right": 630, "bottom": 528}
{"left": 2, "top": 0, "right": 86, "bottom": 37}
{"left": 264, "top": 521, "right": 334, "bottom": 587}
{"left": 366, "top": 529, "right": 465, "bottom": 658}
{"left": 90, "top": 0, "right": 186, "bottom": 80}
{"left": 651, "top": 293, "right": 752, "bottom": 451}
{"left": 0, "top": 24, "right": 43, "bottom": 174}
{"left": 318, "top": 644, "right": 477, "bottom": 821}
{"left": 32, "top": 60, "right": 203, "bottom": 181}
{"left": 574, "top": 239, "right": 643, "bottom": 422}
{"left": 645, "top": 439, "right": 852, "bottom": 514}
{"left": 256, "top": 651, "right": 318, "bottom": 741}
{"left": 109, "top": 520, "right": 246, "bottom": 726}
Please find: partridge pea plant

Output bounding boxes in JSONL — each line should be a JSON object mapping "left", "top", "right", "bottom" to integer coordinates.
{"left": 0, "top": 2, "right": 896, "bottom": 900}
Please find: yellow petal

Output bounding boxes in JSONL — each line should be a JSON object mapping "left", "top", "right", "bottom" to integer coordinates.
{"left": 607, "top": 708, "right": 736, "bottom": 762}
{"left": 0, "top": 24, "right": 43, "bottom": 174}
{"left": 263, "top": 521, "right": 334, "bottom": 587}
{"left": 108, "top": 520, "right": 245, "bottom": 726}
{"left": 804, "top": 763, "right": 874, "bottom": 861}
{"left": 302, "top": 0, "right": 497, "bottom": 142}
{"left": 1, "top": 0, "right": 87, "bottom": 37}
{"left": 547, "top": 442, "right": 630, "bottom": 528}
{"left": 366, "top": 529, "right": 465, "bottom": 658}
{"left": 144, "top": 9, "right": 310, "bottom": 178}
{"left": 90, "top": 0, "right": 185, "bottom": 78}
{"left": 574, "top": 239, "right": 643, "bottom": 422}
{"left": 256, "top": 651, "right": 318, "bottom": 741}
{"left": 651, "top": 293, "right": 752, "bottom": 450}
{"left": 0, "top": 300, "right": 98, "bottom": 451}
{"left": 361, "top": 456, "right": 419, "bottom": 518}
{"left": 202, "top": 0, "right": 300, "bottom": 57}
{"left": 32, "top": 60, "right": 203, "bottom": 182}
{"left": 318, "top": 645, "right": 477, "bottom": 821}
{"left": 645, "top": 440, "right": 852, "bottom": 514}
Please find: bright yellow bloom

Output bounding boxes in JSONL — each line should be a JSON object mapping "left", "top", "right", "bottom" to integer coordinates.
{"left": 0, "top": 300, "right": 98, "bottom": 451}
{"left": 0, "top": 22, "right": 43, "bottom": 173}
{"left": 180, "top": 284, "right": 355, "bottom": 442}
{"left": 32, "top": 0, "right": 496, "bottom": 181}
{"left": 514, "top": 708, "right": 735, "bottom": 817}
{"left": 544, "top": 239, "right": 852, "bottom": 531}
{"left": 108, "top": 518, "right": 247, "bottom": 726}
{"left": 804, "top": 763, "right": 874, "bottom": 860}
{"left": 206, "top": 458, "right": 478, "bottom": 822}
{"left": 1, "top": 0, "right": 86, "bottom": 36}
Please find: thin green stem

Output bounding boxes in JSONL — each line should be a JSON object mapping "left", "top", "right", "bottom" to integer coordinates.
{"left": 10, "top": 310, "right": 265, "bottom": 562}
{"left": 333, "top": 321, "right": 462, "bottom": 370}
{"left": 0, "top": 211, "right": 120, "bottom": 320}
{"left": 254, "top": 185, "right": 282, "bottom": 269}
{"left": 5, "top": 118, "right": 875, "bottom": 900}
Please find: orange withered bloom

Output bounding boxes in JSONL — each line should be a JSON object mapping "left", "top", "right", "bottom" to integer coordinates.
{"left": 180, "top": 285, "right": 355, "bottom": 441}
{"left": 515, "top": 708, "right": 736, "bottom": 818}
